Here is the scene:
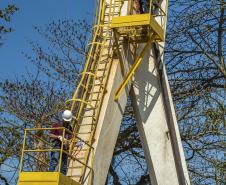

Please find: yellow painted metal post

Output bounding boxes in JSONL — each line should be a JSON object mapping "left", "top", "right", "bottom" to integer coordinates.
{"left": 58, "top": 128, "right": 65, "bottom": 173}
{"left": 163, "top": 0, "right": 168, "bottom": 35}
{"left": 149, "top": 0, "right": 153, "bottom": 15}
{"left": 100, "top": 0, "right": 105, "bottom": 23}
{"left": 113, "top": 30, "right": 125, "bottom": 75}
{"left": 19, "top": 129, "right": 27, "bottom": 173}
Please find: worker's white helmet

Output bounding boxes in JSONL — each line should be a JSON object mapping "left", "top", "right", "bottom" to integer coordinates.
{"left": 62, "top": 110, "right": 73, "bottom": 122}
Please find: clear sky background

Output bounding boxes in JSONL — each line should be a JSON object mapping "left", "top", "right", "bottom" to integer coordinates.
{"left": 0, "top": 0, "right": 95, "bottom": 80}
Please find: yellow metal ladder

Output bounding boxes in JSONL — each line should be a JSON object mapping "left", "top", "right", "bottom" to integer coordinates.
{"left": 66, "top": 0, "right": 123, "bottom": 184}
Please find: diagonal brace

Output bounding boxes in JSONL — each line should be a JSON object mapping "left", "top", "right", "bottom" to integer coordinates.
{"left": 114, "top": 36, "right": 154, "bottom": 101}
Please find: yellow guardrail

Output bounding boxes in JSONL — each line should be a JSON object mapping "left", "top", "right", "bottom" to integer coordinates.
{"left": 19, "top": 128, "right": 93, "bottom": 182}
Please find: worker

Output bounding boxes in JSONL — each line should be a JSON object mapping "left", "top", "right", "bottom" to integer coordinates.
{"left": 49, "top": 110, "right": 73, "bottom": 175}
{"left": 141, "top": 0, "right": 150, "bottom": 13}
{"left": 133, "top": 0, "right": 143, "bottom": 14}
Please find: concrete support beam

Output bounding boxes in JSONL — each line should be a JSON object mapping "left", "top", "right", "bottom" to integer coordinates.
{"left": 92, "top": 58, "right": 129, "bottom": 185}
{"left": 131, "top": 43, "right": 190, "bottom": 185}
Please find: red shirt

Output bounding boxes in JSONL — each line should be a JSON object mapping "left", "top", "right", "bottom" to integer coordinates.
{"left": 50, "top": 122, "right": 73, "bottom": 140}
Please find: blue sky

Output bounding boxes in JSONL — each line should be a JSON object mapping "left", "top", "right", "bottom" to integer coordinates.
{"left": 0, "top": 0, "right": 95, "bottom": 80}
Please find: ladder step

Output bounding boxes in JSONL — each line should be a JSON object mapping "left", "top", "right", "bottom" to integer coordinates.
{"left": 77, "top": 148, "right": 87, "bottom": 151}
{"left": 96, "top": 75, "right": 106, "bottom": 79}
{"left": 99, "top": 60, "right": 110, "bottom": 64}
{"left": 76, "top": 157, "right": 85, "bottom": 160}
{"left": 89, "top": 83, "right": 104, "bottom": 87}
{"left": 93, "top": 82, "right": 102, "bottom": 86}
{"left": 96, "top": 76, "right": 106, "bottom": 80}
{"left": 106, "top": 5, "right": 120, "bottom": 8}
{"left": 68, "top": 166, "right": 83, "bottom": 169}
{"left": 81, "top": 115, "right": 95, "bottom": 118}
{"left": 88, "top": 91, "right": 102, "bottom": 96}
{"left": 100, "top": 53, "right": 112, "bottom": 57}
{"left": 96, "top": 68, "right": 107, "bottom": 71}
{"left": 78, "top": 123, "right": 96, "bottom": 126}
{"left": 83, "top": 107, "right": 96, "bottom": 111}
{"left": 80, "top": 116, "right": 97, "bottom": 121}
{"left": 105, "top": 13, "right": 119, "bottom": 16}
{"left": 88, "top": 91, "right": 102, "bottom": 94}
{"left": 70, "top": 148, "right": 87, "bottom": 152}
{"left": 76, "top": 132, "right": 91, "bottom": 135}
{"left": 88, "top": 99, "right": 100, "bottom": 102}
{"left": 67, "top": 174, "right": 81, "bottom": 178}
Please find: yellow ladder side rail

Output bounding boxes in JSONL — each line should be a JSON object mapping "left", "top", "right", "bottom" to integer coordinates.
{"left": 150, "top": 0, "right": 153, "bottom": 15}
{"left": 71, "top": 26, "right": 108, "bottom": 113}
{"left": 78, "top": 32, "right": 111, "bottom": 185}
{"left": 73, "top": 27, "right": 103, "bottom": 102}
{"left": 58, "top": 129, "right": 66, "bottom": 172}
{"left": 71, "top": 42, "right": 100, "bottom": 105}
{"left": 19, "top": 129, "right": 27, "bottom": 173}
{"left": 70, "top": 26, "right": 102, "bottom": 108}
{"left": 80, "top": 49, "right": 114, "bottom": 183}
{"left": 67, "top": 0, "right": 124, "bottom": 183}
{"left": 78, "top": 0, "right": 124, "bottom": 182}
{"left": 84, "top": 0, "right": 117, "bottom": 138}
{"left": 100, "top": 0, "right": 106, "bottom": 23}
{"left": 95, "top": 0, "right": 100, "bottom": 25}
{"left": 87, "top": 34, "right": 113, "bottom": 105}
{"left": 69, "top": 29, "right": 106, "bottom": 134}
{"left": 83, "top": 0, "right": 124, "bottom": 176}
{"left": 70, "top": 31, "right": 104, "bottom": 124}
{"left": 163, "top": 0, "right": 168, "bottom": 36}
{"left": 72, "top": 35, "right": 108, "bottom": 130}
{"left": 86, "top": 35, "right": 109, "bottom": 102}
{"left": 68, "top": 33, "right": 109, "bottom": 159}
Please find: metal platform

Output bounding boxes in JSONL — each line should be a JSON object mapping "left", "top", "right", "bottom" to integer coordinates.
{"left": 111, "top": 14, "right": 164, "bottom": 42}
{"left": 18, "top": 172, "right": 80, "bottom": 185}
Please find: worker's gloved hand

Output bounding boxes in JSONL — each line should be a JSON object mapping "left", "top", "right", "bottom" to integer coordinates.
{"left": 58, "top": 136, "right": 63, "bottom": 141}
{"left": 76, "top": 141, "right": 84, "bottom": 147}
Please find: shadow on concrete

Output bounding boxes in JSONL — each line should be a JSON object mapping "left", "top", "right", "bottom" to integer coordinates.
{"left": 133, "top": 45, "right": 161, "bottom": 123}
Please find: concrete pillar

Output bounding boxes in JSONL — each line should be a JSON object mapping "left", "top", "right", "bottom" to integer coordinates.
{"left": 131, "top": 43, "right": 190, "bottom": 185}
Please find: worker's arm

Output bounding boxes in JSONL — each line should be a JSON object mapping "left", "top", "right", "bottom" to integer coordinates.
{"left": 50, "top": 133, "right": 60, "bottom": 139}
{"left": 50, "top": 134, "right": 64, "bottom": 143}
{"left": 50, "top": 134, "right": 71, "bottom": 146}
